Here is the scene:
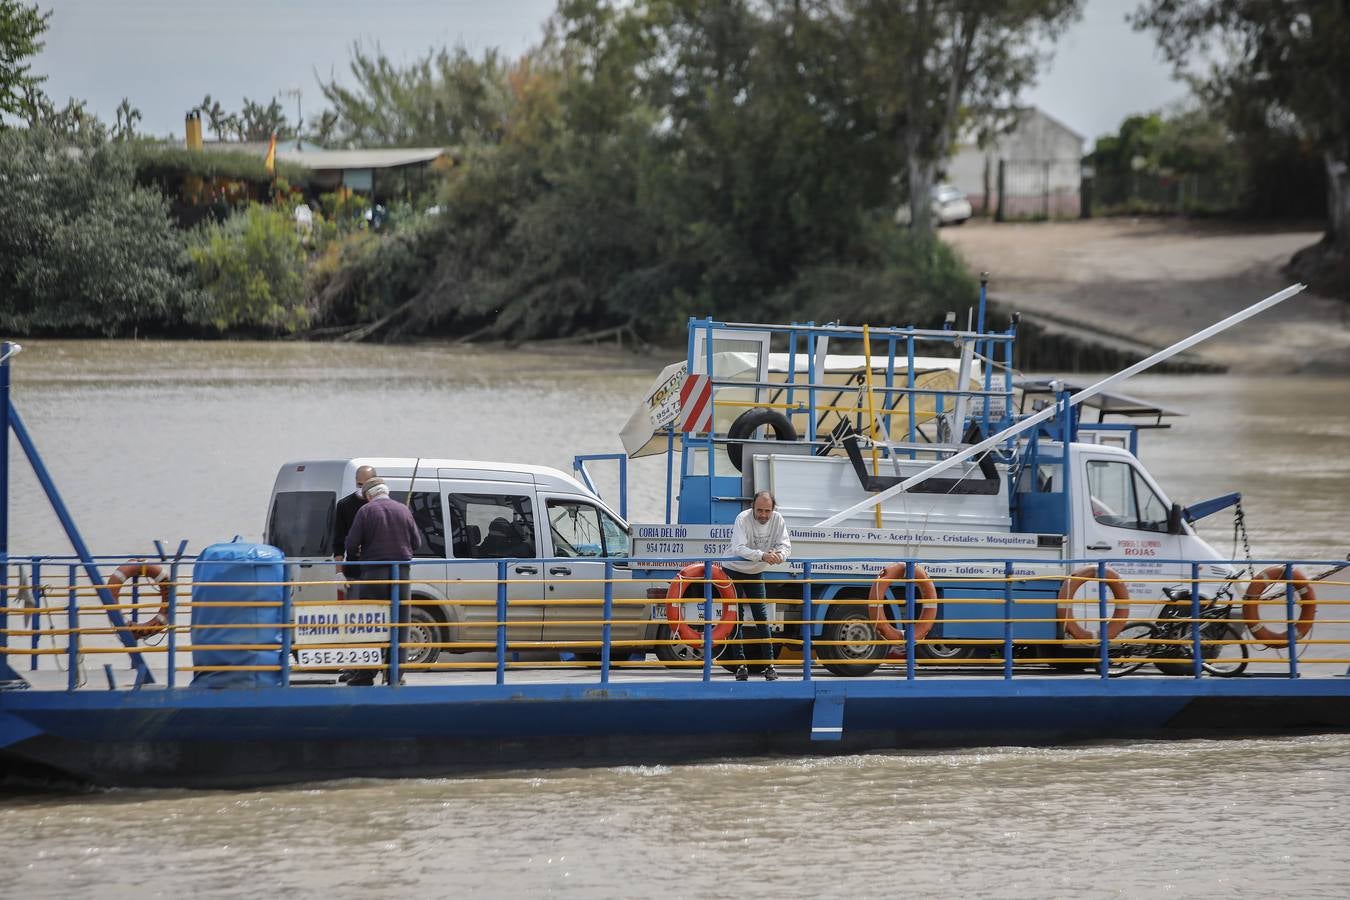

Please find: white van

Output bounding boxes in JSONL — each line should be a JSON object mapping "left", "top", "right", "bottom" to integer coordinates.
{"left": 264, "top": 458, "right": 658, "bottom": 666}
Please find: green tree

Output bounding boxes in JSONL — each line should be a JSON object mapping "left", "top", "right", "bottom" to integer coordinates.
{"left": 0, "top": 0, "right": 48, "bottom": 120}
{"left": 849, "top": 0, "right": 1083, "bottom": 234}
{"left": 239, "top": 96, "right": 290, "bottom": 141}
{"left": 187, "top": 204, "right": 310, "bottom": 333}
{"left": 0, "top": 126, "right": 203, "bottom": 335}
{"left": 1133, "top": 1, "right": 1350, "bottom": 255}
{"left": 112, "top": 96, "right": 140, "bottom": 141}
{"left": 317, "top": 43, "right": 512, "bottom": 147}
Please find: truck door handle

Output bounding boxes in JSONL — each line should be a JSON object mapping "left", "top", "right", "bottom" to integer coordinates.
{"left": 549, "top": 566, "right": 572, "bottom": 576}
{"left": 514, "top": 565, "right": 539, "bottom": 575}
{"left": 1086, "top": 542, "right": 1113, "bottom": 551}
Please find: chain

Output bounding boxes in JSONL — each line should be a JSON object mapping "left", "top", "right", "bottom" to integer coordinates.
{"left": 1233, "top": 497, "right": 1255, "bottom": 578}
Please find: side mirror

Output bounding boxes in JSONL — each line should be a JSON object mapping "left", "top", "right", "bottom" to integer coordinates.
{"left": 1167, "top": 502, "right": 1186, "bottom": 535}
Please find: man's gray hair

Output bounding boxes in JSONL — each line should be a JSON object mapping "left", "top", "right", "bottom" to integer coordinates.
{"left": 362, "top": 478, "right": 390, "bottom": 500}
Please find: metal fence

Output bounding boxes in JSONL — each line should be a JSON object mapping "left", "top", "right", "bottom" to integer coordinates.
{"left": 4, "top": 553, "right": 1345, "bottom": 689}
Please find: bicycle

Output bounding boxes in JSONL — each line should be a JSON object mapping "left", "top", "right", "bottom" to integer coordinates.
{"left": 1110, "top": 585, "right": 1249, "bottom": 677}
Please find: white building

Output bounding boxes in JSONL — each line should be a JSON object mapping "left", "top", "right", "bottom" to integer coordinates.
{"left": 945, "top": 108, "right": 1085, "bottom": 219}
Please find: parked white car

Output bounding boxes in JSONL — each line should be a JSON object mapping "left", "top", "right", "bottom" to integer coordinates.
{"left": 895, "top": 183, "right": 973, "bottom": 226}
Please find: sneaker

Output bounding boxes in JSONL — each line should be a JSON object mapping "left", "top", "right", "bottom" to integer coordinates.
{"left": 734, "top": 666, "right": 749, "bottom": 681}
{"left": 763, "top": 666, "right": 779, "bottom": 682}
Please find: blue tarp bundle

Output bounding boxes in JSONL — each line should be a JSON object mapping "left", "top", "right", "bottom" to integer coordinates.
{"left": 191, "top": 540, "right": 285, "bottom": 688}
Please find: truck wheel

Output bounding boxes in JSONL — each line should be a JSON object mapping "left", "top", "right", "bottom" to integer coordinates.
{"left": 818, "top": 606, "right": 884, "bottom": 677}
{"left": 654, "top": 624, "right": 728, "bottom": 667}
{"left": 404, "top": 605, "right": 442, "bottom": 667}
{"left": 916, "top": 638, "right": 979, "bottom": 662}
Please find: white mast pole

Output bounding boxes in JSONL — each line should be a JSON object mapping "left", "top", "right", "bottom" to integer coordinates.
{"left": 814, "top": 283, "right": 1307, "bottom": 528}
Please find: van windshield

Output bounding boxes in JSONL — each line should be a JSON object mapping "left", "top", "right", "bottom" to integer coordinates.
{"left": 267, "top": 491, "right": 335, "bottom": 557}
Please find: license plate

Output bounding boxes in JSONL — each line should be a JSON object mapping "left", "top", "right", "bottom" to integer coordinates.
{"left": 296, "top": 646, "right": 383, "bottom": 668}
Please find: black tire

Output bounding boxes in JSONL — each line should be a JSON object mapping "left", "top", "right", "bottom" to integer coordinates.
{"left": 726, "top": 408, "right": 798, "bottom": 472}
{"left": 1200, "top": 622, "right": 1249, "bottom": 677}
{"left": 404, "top": 603, "right": 442, "bottom": 667}
{"left": 817, "top": 603, "right": 884, "bottom": 677}
{"left": 916, "top": 626, "right": 980, "bottom": 662}
{"left": 654, "top": 624, "right": 729, "bottom": 667}
{"left": 1108, "top": 622, "right": 1155, "bottom": 677}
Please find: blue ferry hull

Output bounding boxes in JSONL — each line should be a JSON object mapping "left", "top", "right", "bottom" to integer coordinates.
{"left": 4, "top": 679, "right": 1350, "bottom": 788}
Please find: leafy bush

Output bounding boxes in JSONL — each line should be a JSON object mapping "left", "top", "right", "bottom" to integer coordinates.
{"left": 186, "top": 204, "right": 309, "bottom": 332}
{"left": 0, "top": 126, "right": 204, "bottom": 335}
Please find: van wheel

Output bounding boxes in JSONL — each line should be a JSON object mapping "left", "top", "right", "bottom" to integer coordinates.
{"left": 404, "top": 605, "right": 442, "bottom": 667}
{"left": 817, "top": 605, "right": 884, "bottom": 677}
{"left": 654, "top": 624, "right": 729, "bottom": 667}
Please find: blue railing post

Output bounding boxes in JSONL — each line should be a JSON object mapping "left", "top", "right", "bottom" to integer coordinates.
{"left": 1190, "top": 562, "right": 1203, "bottom": 678}
{"left": 1003, "top": 561, "right": 1014, "bottom": 680}
{"left": 388, "top": 562, "right": 402, "bottom": 687}
{"left": 0, "top": 344, "right": 12, "bottom": 645}
{"left": 905, "top": 562, "right": 916, "bottom": 681}
{"left": 1284, "top": 562, "right": 1300, "bottom": 679}
{"left": 801, "top": 561, "right": 813, "bottom": 682}
{"left": 66, "top": 564, "right": 79, "bottom": 691}
{"left": 601, "top": 560, "right": 614, "bottom": 685}
{"left": 1097, "top": 560, "right": 1109, "bottom": 679}
{"left": 27, "top": 559, "right": 41, "bottom": 670}
{"left": 496, "top": 560, "right": 508, "bottom": 685}
{"left": 280, "top": 564, "right": 293, "bottom": 687}
{"left": 702, "top": 559, "right": 714, "bottom": 683}
{"left": 166, "top": 559, "right": 181, "bottom": 689}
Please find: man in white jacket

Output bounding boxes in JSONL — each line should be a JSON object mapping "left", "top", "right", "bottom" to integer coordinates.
{"left": 725, "top": 491, "right": 791, "bottom": 681}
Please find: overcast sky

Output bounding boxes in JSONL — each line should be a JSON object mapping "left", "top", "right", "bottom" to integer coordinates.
{"left": 35, "top": 0, "right": 1189, "bottom": 146}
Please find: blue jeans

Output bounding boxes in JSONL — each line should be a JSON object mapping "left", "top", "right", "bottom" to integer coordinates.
{"left": 728, "top": 571, "right": 772, "bottom": 666}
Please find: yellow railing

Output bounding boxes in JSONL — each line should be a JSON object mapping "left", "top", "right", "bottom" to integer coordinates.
{"left": 3, "top": 565, "right": 1347, "bottom": 686}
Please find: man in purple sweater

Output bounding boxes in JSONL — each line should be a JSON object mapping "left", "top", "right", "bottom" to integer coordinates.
{"left": 344, "top": 478, "right": 421, "bottom": 686}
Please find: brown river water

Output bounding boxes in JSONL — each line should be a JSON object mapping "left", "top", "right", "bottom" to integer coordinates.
{"left": 4, "top": 340, "right": 1350, "bottom": 898}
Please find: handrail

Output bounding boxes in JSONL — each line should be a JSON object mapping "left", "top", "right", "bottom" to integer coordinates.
{"left": 2, "top": 553, "right": 1346, "bottom": 691}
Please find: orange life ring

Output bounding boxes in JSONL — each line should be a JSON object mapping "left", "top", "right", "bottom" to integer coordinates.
{"left": 1242, "top": 565, "right": 1316, "bottom": 648}
{"left": 665, "top": 563, "right": 739, "bottom": 644}
{"left": 108, "top": 561, "right": 170, "bottom": 640}
{"left": 869, "top": 563, "right": 937, "bottom": 644}
{"left": 1057, "top": 565, "right": 1131, "bottom": 641}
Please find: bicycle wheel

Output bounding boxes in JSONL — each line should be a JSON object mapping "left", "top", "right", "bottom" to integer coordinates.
{"left": 1108, "top": 622, "right": 1154, "bottom": 676}
{"left": 1200, "top": 622, "right": 1249, "bottom": 676}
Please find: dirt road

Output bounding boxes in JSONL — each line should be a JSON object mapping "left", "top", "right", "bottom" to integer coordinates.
{"left": 941, "top": 218, "right": 1350, "bottom": 373}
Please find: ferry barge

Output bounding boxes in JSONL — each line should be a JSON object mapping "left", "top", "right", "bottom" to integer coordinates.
{"left": 1, "top": 284, "right": 1348, "bottom": 788}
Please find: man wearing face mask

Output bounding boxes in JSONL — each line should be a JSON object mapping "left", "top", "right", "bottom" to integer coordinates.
{"left": 724, "top": 490, "right": 791, "bottom": 682}
{"left": 332, "top": 465, "right": 377, "bottom": 560}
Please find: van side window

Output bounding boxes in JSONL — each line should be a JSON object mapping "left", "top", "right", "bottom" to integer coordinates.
{"left": 547, "top": 500, "right": 631, "bottom": 558}
{"left": 391, "top": 490, "right": 445, "bottom": 558}
{"left": 267, "top": 491, "right": 335, "bottom": 557}
{"left": 447, "top": 493, "right": 536, "bottom": 559}
{"left": 1085, "top": 460, "right": 1169, "bottom": 532}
